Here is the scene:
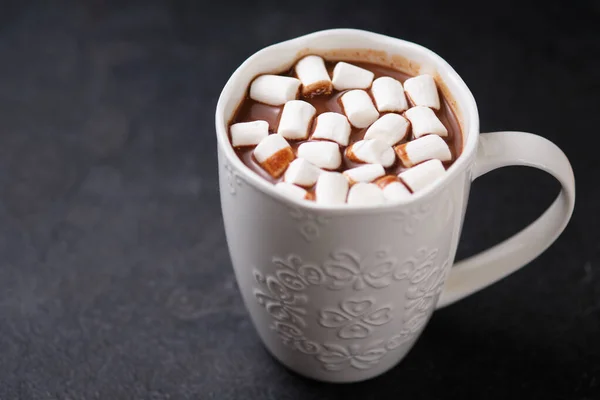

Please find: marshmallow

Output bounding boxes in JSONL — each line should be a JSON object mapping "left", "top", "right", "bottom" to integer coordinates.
{"left": 253, "top": 134, "right": 295, "bottom": 178}
{"left": 404, "top": 106, "right": 448, "bottom": 138}
{"left": 371, "top": 77, "right": 408, "bottom": 112}
{"left": 343, "top": 164, "right": 385, "bottom": 184}
{"left": 277, "top": 100, "right": 316, "bottom": 140}
{"left": 383, "top": 182, "right": 412, "bottom": 201}
{"left": 275, "top": 182, "right": 310, "bottom": 201}
{"left": 395, "top": 134, "right": 452, "bottom": 167}
{"left": 346, "top": 139, "right": 396, "bottom": 168}
{"left": 230, "top": 120, "right": 269, "bottom": 147}
{"left": 375, "top": 175, "right": 399, "bottom": 189}
{"left": 376, "top": 176, "right": 412, "bottom": 202}
{"left": 403, "top": 74, "right": 440, "bottom": 110}
{"left": 295, "top": 55, "right": 332, "bottom": 97}
{"left": 284, "top": 158, "right": 321, "bottom": 187}
{"left": 340, "top": 90, "right": 379, "bottom": 128}
{"left": 250, "top": 75, "right": 301, "bottom": 106}
{"left": 297, "top": 141, "right": 341, "bottom": 170}
{"left": 311, "top": 112, "right": 352, "bottom": 146}
{"left": 347, "top": 183, "right": 385, "bottom": 206}
{"left": 363, "top": 113, "right": 410, "bottom": 146}
{"left": 315, "top": 172, "right": 349, "bottom": 205}
{"left": 332, "top": 62, "right": 375, "bottom": 91}
{"left": 399, "top": 159, "right": 446, "bottom": 192}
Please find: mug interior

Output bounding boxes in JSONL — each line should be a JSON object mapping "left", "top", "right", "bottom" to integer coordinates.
{"left": 215, "top": 29, "right": 479, "bottom": 213}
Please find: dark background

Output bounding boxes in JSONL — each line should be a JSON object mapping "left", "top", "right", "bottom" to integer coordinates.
{"left": 0, "top": 0, "right": 598, "bottom": 399}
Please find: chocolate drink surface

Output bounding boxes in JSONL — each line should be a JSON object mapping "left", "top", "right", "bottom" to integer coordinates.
{"left": 228, "top": 57, "right": 463, "bottom": 205}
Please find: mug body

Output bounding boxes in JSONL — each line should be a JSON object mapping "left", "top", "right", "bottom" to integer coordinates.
{"left": 216, "top": 29, "right": 479, "bottom": 383}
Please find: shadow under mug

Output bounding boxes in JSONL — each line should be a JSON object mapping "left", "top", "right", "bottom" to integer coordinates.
{"left": 215, "top": 29, "right": 575, "bottom": 383}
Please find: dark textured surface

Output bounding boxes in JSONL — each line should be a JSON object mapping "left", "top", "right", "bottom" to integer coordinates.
{"left": 0, "top": 1, "right": 598, "bottom": 399}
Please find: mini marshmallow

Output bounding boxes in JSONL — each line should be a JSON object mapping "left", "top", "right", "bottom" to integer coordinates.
{"left": 284, "top": 158, "right": 321, "bottom": 187}
{"left": 277, "top": 100, "right": 316, "bottom": 140}
{"left": 315, "top": 172, "right": 349, "bottom": 205}
{"left": 340, "top": 90, "right": 379, "bottom": 128}
{"left": 346, "top": 139, "right": 396, "bottom": 168}
{"left": 383, "top": 182, "right": 412, "bottom": 201}
{"left": 375, "top": 175, "right": 399, "bottom": 189}
{"left": 275, "top": 182, "right": 310, "bottom": 201}
{"left": 343, "top": 164, "right": 385, "bottom": 184}
{"left": 297, "top": 141, "right": 341, "bottom": 170}
{"left": 347, "top": 183, "right": 385, "bottom": 206}
{"left": 403, "top": 74, "right": 440, "bottom": 110}
{"left": 295, "top": 55, "right": 332, "bottom": 97}
{"left": 399, "top": 159, "right": 446, "bottom": 193}
{"left": 311, "top": 112, "right": 352, "bottom": 146}
{"left": 253, "top": 134, "right": 295, "bottom": 178}
{"left": 364, "top": 113, "right": 410, "bottom": 146}
{"left": 332, "top": 62, "right": 375, "bottom": 91}
{"left": 404, "top": 106, "right": 448, "bottom": 138}
{"left": 371, "top": 77, "right": 408, "bottom": 112}
{"left": 395, "top": 134, "right": 452, "bottom": 167}
{"left": 230, "top": 120, "right": 269, "bottom": 147}
{"left": 376, "top": 175, "right": 411, "bottom": 200}
{"left": 376, "top": 176, "right": 412, "bottom": 202}
{"left": 250, "top": 75, "right": 301, "bottom": 106}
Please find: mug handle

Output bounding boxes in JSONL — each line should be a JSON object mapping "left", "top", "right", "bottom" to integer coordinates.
{"left": 436, "top": 131, "right": 576, "bottom": 308}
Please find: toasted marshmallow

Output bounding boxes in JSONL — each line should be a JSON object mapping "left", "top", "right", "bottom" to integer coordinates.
{"left": 277, "top": 100, "right": 316, "bottom": 140}
{"left": 404, "top": 106, "right": 448, "bottom": 138}
{"left": 315, "top": 172, "right": 349, "bottom": 205}
{"left": 284, "top": 158, "right": 321, "bottom": 187}
{"left": 375, "top": 175, "right": 399, "bottom": 189}
{"left": 250, "top": 75, "right": 301, "bottom": 106}
{"left": 347, "top": 183, "right": 385, "bottom": 206}
{"left": 253, "top": 134, "right": 295, "bottom": 178}
{"left": 311, "top": 112, "right": 352, "bottom": 146}
{"left": 364, "top": 113, "right": 410, "bottom": 146}
{"left": 332, "top": 62, "right": 375, "bottom": 91}
{"left": 295, "top": 55, "right": 332, "bottom": 97}
{"left": 346, "top": 139, "right": 396, "bottom": 168}
{"left": 343, "top": 164, "right": 385, "bottom": 184}
{"left": 399, "top": 159, "right": 446, "bottom": 192}
{"left": 371, "top": 77, "right": 408, "bottom": 112}
{"left": 297, "top": 141, "right": 341, "bottom": 170}
{"left": 395, "top": 134, "right": 452, "bottom": 167}
{"left": 275, "top": 182, "right": 310, "bottom": 201}
{"left": 340, "top": 90, "right": 379, "bottom": 128}
{"left": 376, "top": 176, "right": 412, "bottom": 202}
{"left": 230, "top": 120, "right": 269, "bottom": 147}
{"left": 403, "top": 75, "right": 440, "bottom": 110}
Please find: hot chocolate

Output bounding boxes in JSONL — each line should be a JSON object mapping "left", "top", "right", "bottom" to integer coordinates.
{"left": 228, "top": 56, "right": 462, "bottom": 205}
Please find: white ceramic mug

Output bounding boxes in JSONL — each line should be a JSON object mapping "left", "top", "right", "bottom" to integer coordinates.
{"left": 215, "top": 29, "right": 575, "bottom": 383}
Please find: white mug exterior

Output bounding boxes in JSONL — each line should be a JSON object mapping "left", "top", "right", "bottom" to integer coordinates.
{"left": 215, "top": 29, "right": 575, "bottom": 383}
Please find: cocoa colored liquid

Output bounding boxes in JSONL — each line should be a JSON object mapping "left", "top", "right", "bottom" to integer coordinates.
{"left": 229, "top": 61, "right": 463, "bottom": 189}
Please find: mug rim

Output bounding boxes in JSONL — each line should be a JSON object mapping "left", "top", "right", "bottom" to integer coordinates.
{"left": 215, "top": 28, "right": 479, "bottom": 215}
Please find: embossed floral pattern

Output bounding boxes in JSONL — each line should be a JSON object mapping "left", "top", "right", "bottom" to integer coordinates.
{"left": 317, "top": 341, "right": 388, "bottom": 371}
{"left": 392, "top": 203, "right": 433, "bottom": 235}
{"left": 319, "top": 298, "right": 392, "bottom": 339}
{"left": 288, "top": 208, "right": 330, "bottom": 242}
{"left": 223, "top": 162, "right": 243, "bottom": 195}
{"left": 403, "top": 258, "right": 448, "bottom": 331}
{"left": 271, "top": 321, "right": 321, "bottom": 355}
{"left": 254, "top": 270, "right": 308, "bottom": 327}
{"left": 385, "top": 330, "right": 412, "bottom": 350}
{"left": 394, "top": 247, "right": 437, "bottom": 283}
{"left": 323, "top": 249, "right": 397, "bottom": 290}
{"left": 251, "top": 247, "right": 450, "bottom": 373}
{"left": 394, "top": 247, "right": 449, "bottom": 343}
{"left": 272, "top": 254, "right": 325, "bottom": 291}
